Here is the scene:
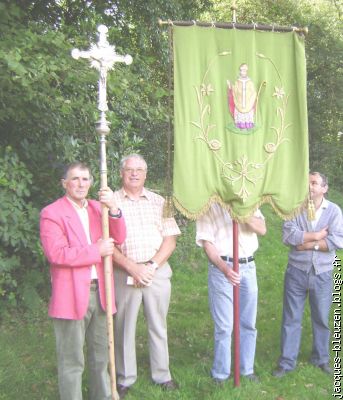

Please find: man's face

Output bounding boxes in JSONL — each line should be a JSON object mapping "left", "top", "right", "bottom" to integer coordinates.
{"left": 239, "top": 64, "right": 248, "bottom": 78}
{"left": 121, "top": 157, "right": 147, "bottom": 192}
{"left": 62, "top": 167, "right": 92, "bottom": 206}
{"left": 309, "top": 173, "right": 327, "bottom": 200}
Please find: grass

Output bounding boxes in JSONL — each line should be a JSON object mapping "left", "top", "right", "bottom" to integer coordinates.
{"left": 1, "top": 192, "right": 342, "bottom": 400}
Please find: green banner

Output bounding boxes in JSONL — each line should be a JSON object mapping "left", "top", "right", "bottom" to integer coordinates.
{"left": 173, "top": 26, "right": 309, "bottom": 221}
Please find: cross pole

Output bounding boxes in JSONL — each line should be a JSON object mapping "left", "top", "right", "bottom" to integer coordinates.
{"left": 72, "top": 25, "right": 132, "bottom": 400}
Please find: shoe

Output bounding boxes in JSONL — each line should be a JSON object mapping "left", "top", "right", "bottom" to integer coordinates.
{"left": 272, "top": 367, "right": 290, "bottom": 378}
{"left": 156, "top": 380, "right": 179, "bottom": 390}
{"left": 212, "top": 377, "right": 226, "bottom": 385}
{"left": 117, "top": 384, "right": 130, "bottom": 399}
{"left": 244, "top": 373, "right": 260, "bottom": 383}
{"left": 319, "top": 363, "right": 332, "bottom": 374}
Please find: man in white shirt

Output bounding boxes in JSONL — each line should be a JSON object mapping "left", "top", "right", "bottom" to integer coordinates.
{"left": 196, "top": 203, "right": 266, "bottom": 383}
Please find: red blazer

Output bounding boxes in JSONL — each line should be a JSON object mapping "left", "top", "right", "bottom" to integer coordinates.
{"left": 40, "top": 196, "right": 126, "bottom": 320}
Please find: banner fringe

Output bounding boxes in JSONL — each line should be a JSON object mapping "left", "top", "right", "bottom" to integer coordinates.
{"left": 173, "top": 194, "right": 308, "bottom": 223}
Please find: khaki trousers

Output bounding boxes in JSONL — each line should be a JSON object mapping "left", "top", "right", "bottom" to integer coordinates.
{"left": 53, "top": 284, "right": 111, "bottom": 400}
{"left": 114, "top": 264, "right": 172, "bottom": 386}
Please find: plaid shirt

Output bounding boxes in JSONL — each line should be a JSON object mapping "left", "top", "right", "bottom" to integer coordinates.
{"left": 196, "top": 203, "right": 263, "bottom": 258}
{"left": 113, "top": 188, "right": 180, "bottom": 262}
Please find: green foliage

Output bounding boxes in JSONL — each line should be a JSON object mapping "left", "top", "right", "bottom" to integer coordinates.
{"left": 0, "top": 146, "right": 44, "bottom": 316}
{"left": 0, "top": 0, "right": 211, "bottom": 314}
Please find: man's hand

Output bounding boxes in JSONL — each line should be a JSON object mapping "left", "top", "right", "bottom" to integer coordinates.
{"left": 130, "top": 262, "right": 154, "bottom": 286}
{"left": 314, "top": 226, "right": 329, "bottom": 241}
{"left": 225, "top": 267, "right": 241, "bottom": 286}
{"left": 97, "top": 238, "right": 115, "bottom": 257}
{"left": 98, "top": 187, "right": 120, "bottom": 215}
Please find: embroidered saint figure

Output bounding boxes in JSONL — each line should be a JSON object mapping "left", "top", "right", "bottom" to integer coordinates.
{"left": 227, "top": 63, "right": 257, "bottom": 130}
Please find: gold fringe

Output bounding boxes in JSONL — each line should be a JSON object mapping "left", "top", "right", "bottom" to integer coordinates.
{"left": 163, "top": 196, "right": 175, "bottom": 218}
{"left": 173, "top": 194, "right": 308, "bottom": 223}
{"left": 307, "top": 199, "right": 315, "bottom": 221}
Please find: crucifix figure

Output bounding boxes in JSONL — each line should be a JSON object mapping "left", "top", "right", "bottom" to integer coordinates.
{"left": 72, "top": 24, "right": 132, "bottom": 130}
{"left": 72, "top": 25, "right": 132, "bottom": 400}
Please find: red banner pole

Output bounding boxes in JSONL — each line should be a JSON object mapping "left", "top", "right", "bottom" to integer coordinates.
{"left": 233, "top": 220, "right": 240, "bottom": 387}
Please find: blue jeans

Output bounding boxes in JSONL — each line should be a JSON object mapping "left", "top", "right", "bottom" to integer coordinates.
{"left": 278, "top": 265, "right": 332, "bottom": 370}
{"left": 208, "top": 261, "right": 258, "bottom": 379}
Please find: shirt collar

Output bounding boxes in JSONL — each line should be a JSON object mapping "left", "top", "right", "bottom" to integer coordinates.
{"left": 321, "top": 198, "right": 329, "bottom": 209}
{"left": 66, "top": 196, "right": 88, "bottom": 210}
{"left": 121, "top": 187, "right": 150, "bottom": 201}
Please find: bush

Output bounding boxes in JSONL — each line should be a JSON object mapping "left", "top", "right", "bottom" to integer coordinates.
{"left": 0, "top": 146, "right": 45, "bottom": 317}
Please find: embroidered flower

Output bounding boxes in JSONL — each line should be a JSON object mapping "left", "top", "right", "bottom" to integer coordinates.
{"left": 208, "top": 139, "right": 221, "bottom": 151}
{"left": 273, "top": 86, "right": 285, "bottom": 99}
{"left": 264, "top": 142, "right": 277, "bottom": 153}
{"left": 201, "top": 83, "right": 214, "bottom": 96}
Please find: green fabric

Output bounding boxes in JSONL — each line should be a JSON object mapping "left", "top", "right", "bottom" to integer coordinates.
{"left": 173, "top": 26, "right": 309, "bottom": 221}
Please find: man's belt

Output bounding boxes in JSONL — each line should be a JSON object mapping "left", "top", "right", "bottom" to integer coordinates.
{"left": 221, "top": 256, "right": 254, "bottom": 264}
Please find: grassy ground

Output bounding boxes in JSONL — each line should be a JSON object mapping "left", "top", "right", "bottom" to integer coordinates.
{"left": 1, "top": 192, "right": 342, "bottom": 399}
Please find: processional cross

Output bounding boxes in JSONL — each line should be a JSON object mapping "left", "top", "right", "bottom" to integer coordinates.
{"left": 72, "top": 25, "right": 132, "bottom": 400}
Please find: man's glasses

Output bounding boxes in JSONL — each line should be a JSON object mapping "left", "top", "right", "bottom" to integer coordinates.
{"left": 123, "top": 168, "right": 146, "bottom": 174}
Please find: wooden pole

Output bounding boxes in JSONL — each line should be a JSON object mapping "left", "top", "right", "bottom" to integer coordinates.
{"left": 72, "top": 25, "right": 132, "bottom": 400}
{"left": 98, "top": 125, "right": 118, "bottom": 400}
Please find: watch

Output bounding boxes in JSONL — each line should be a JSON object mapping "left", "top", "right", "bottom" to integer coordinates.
{"left": 147, "top": 260, "right": 159, "bottom": 270}
{"left": 314, "top": 243, "right": 319, "bottom": 251}
{"left": 108, "top": 208, "right": 122, "bottom": 218}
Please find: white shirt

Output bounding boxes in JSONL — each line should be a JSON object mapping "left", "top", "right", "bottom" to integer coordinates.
{"left": 311, "top": 198, "right": 328, "bottom": 230}
{"left": 196, "top": 203, "right": 263, "bottom": 257}
{"left": 67, "top": 197, "right": 98, "bottom": 279}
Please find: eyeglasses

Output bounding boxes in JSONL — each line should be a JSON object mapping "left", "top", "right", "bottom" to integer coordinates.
{"left": 123, "top": 168, "right": 146, "bottom": 174}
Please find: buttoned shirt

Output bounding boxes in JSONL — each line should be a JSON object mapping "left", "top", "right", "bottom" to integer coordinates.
{"left": 113, "top": 188, "right": 180, "bottom": 262}
{"left": 196, "top": 203, "right": 263, "bottom": 257}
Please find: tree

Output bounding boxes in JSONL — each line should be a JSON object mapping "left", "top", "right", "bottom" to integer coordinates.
{"left": 0, "top": 0, "right": 211, "bottom": 312}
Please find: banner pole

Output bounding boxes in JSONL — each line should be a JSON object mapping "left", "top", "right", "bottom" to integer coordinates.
{"left": 72, "top": 25, "right": 132, "bottom": 400}
{"left": 158, "top": 19, "right": 308, "bottom": 35}
{"left": 233, "top": 220, "right": 240, "bottom": 387}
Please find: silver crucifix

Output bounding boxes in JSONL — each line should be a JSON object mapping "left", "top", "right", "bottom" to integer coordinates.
{"left": 71, "top": 25, "right": 132, "bottom": 400}
{"left": 72, "top": 24, "right": 132, "bottom": 135}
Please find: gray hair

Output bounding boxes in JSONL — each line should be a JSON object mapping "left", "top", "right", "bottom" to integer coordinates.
{"left": 120, "top": 154, "right": 147, "bottom": 171}
{"left": 62, "top": 162, "right": 93, "bottom": 184}
{"left": 309, "top": 171, "right": 328, "bottom": 187}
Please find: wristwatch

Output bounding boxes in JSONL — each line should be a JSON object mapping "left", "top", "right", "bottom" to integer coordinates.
{"left": 108, "top": 208, "right": 122, "bottom": 218}
{"left": 147, "top": 260, "right": 159, "bottom": 270}
{"left": 314, "top": 242, "right": 319, "bottom": 251}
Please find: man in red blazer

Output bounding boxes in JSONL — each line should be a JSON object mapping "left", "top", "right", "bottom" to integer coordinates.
{"left": 40, "top": 162, "right": 126, "bottom": 400}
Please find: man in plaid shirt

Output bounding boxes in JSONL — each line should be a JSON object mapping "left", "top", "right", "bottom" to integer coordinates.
{"left": 112, "top": 154, "right": 181, "bottom": 398}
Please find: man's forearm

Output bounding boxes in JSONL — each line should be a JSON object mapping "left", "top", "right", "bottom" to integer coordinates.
{"left": 296, "top": 238, "right": 328, "bottom": 251}
{"left": 245, "top": 216, "right": 266, "bottom": 236}
{"left": 203, "top": 241, "right": 229, "bottom": 274}
{"left": 303, "top": 226, "right": 328, "bottom": 243}
{"left": 112, "top": 246, "right": 154, "bottom": 284}
{"left": 112, "top": 246, "right": 135, "bottom": 272}
{"left": 150, "top": 236, "right": 177, "bottom": 266}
